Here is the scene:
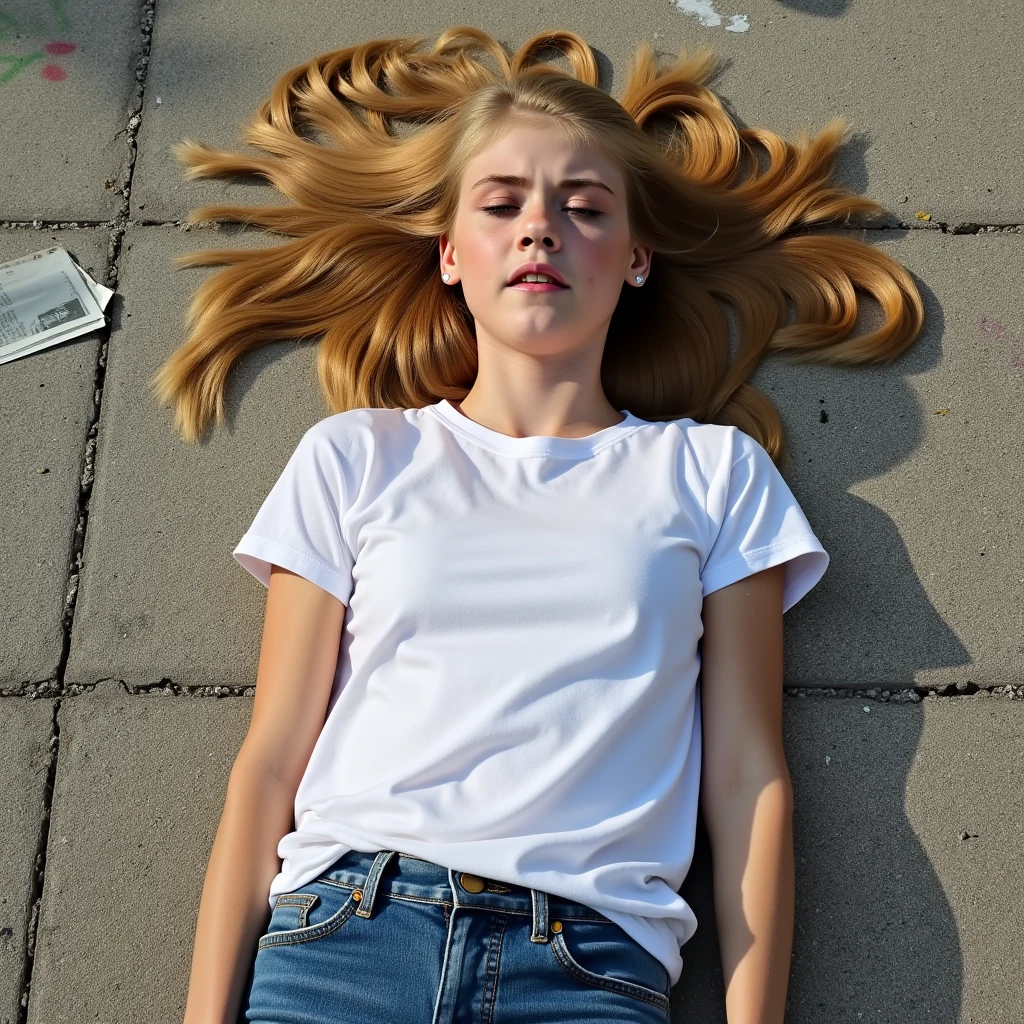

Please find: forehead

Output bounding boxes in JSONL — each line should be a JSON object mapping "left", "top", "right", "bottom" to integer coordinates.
{"left": 462, "top": 123, "right": 620, "bottom": 192}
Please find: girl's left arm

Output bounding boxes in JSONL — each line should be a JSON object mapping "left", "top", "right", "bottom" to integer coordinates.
{"left": 699, "top": 563, "right": 795, "bottom": 1024}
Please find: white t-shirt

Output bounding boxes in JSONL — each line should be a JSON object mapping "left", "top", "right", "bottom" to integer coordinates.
{"left": 232, "top": 398, "right": 829, "bottom": 986}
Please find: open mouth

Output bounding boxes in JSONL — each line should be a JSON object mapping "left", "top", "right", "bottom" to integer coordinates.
{"left": 507, "top": 277, "right": 569, "bottom": 291}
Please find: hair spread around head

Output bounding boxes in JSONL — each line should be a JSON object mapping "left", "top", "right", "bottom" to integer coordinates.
{"left": 150, "top": 25, "right": 924, "bottom": 470}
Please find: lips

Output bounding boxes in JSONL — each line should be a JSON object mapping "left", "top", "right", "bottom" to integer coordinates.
{"left": 508, "top": 277, "right": 568, "bottom": 288}
{"left": 507, "top": 263, "right": 568, "bottom": 287}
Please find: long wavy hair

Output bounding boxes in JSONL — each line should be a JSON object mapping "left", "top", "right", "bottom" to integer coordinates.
{"left": 150, "top": 25, "right": 924, "bottom": 472}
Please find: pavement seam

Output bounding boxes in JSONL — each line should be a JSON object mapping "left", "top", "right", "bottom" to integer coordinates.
{"left": 12, "top": 2, "right": 157, "bottom": 1023}
{"left": 4, "top": 682, "right": 1020, "bottom": 701}
{"left": 13, "top": 701, "right": 60, "bottom": 1023}
{"left": 3, "top": 219, "right": 1024, "bottom": 232}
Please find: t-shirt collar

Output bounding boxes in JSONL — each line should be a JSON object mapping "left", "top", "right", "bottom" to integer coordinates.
{"left": 429, "top": 399, "right": 644, "bottom": 458}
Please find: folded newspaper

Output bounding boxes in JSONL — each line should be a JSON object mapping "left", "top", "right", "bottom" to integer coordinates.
{"left": 0, "top": 246, "right": 114, "bottom": 367}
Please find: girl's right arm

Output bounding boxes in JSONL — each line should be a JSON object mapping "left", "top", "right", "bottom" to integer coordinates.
{"left": 182, "top": 565, "right": 348, "bottom": 1024}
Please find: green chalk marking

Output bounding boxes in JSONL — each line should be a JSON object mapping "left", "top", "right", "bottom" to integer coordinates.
{"left": 0, "top": 12, "right": 21, "bottom": 43}
{"left": 0, "top": 51, "right": 43, "bottom": 85}
{"left": 47, "top": 0, "right": 73, "bottom": 30}
{"left": 0, "top": 0, "right": 75, "bottom": 85}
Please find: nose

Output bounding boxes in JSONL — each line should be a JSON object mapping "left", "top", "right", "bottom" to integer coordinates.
{"left": 518, "top": 194, "right": 559, "bottom": 251}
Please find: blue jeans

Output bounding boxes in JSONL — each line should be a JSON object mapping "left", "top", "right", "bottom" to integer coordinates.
{"left": 239, "top": 848, "right": 673, "bottom": 1022}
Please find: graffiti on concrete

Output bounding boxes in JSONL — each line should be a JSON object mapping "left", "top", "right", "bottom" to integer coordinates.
{"left": 0, "top": 0, "right": 76, "bottom": 86}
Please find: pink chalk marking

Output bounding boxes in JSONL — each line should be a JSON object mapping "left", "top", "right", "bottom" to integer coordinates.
{"left": 979, "top": 316, "right": 1005, "bottom": 336}
{"left": 41, "top": 62, "right": 66, "bottom": 81}
{"left": 44, "top": 41, "right": 76, "bottom": 55}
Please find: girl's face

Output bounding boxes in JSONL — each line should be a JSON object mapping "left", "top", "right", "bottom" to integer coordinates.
{"left": 439, "top": 121, "right": 650, "bottom": 357}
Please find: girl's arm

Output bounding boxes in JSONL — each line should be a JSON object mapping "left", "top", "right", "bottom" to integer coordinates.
{"left": 183, "top": 565, "right": 347, "bottom": 1024}
{"left": 699, "top": 564, "right": 795, "bottom": 1024}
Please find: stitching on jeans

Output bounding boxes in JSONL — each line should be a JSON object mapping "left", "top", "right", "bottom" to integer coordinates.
{"left": 547, "top": 928, "right": 671, "bottom": 1010}
{"left": 257, "top": 894, "right": 358, "bottom": 950}
{"left": 482, "top": 913, "right": 507, "bottom": 1024}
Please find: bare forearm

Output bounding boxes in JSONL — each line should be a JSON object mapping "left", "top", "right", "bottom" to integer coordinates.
{"left": 183, "top": 757, "right": 295, "bottom": 1024}
{"left": 706, "top": 776, "right": 795, "bottom": 1024}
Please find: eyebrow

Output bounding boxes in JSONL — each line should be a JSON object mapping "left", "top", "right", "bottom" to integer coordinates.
{"left": 470, "top": 174, "right": 615, "bottom": 196}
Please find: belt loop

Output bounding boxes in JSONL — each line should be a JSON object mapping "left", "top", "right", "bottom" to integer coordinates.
{"left": 354, "top": 850, "right": 397, "bottom": 919}
{"left": 530, "top": 887, "right": 549, "bottom": 943}
{"left": 448, "top": 866, "right": 461, "bottom": 909}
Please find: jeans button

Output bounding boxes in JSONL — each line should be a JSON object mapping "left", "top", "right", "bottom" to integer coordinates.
{"left": 459, "top": 872, "right": 485, "bottom": 893}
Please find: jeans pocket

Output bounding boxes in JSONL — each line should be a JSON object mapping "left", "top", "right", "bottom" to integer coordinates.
{"left": 547, "top": 917, "right": 671, "bottom": 1011}
{"left": 257, "top": 879, "right": 358, "bottom": 951}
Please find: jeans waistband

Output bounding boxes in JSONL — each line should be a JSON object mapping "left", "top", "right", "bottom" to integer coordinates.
{"left": 317, "top": 849, "right": 614, "bottom": 944}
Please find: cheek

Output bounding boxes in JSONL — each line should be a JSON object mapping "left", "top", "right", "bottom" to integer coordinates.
{"left": 459, "top": 231, "right": 504, "bottom": 277}
{"left": 577, "top": 242, "right": 625, "bottom": 284}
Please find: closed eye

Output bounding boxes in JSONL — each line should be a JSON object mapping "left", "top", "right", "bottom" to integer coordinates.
{"left": 482, "top": 205, "right": 602, "bottom": 218}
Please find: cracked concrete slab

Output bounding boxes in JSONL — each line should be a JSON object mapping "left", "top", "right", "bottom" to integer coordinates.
{"left": 0, "top": 0, "right": 147, "bottom": 222}
{"left": 0, "top": 697, "right": 54, "bottom": 1024}
{"left": 64, "top": 225, "right": 1023, "bottom": 691}
{"left": 0, "top": 229, "right": 109, "bottom": 692}
{"left": 783, "top": 696, "right": 1024, "bottom": 1023}
{"left": 26, "top": 681, "right": 249, "bottom": 1024}
{"left": 129, "top": 3, "right": 1023, "bottom": 226}
{"left": 673, "top": 698, "right": 1012, "bottom": 1023}
{"left": 64, "top": 224, "right": 327, "bottom": 690}
{"left": 672, "top": 694, "right": 1024, "bottom": 1022}
{"left": 25, "top": 687, "right": 1024, "bottom": 1023}
{"left": 790, "top": 695, "right": 1020, "bottom": 1023}
{"left": 757, "top": 229, "right": 1024, "bottom": 688}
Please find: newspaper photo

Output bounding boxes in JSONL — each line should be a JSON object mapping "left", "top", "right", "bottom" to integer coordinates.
{"left": 0, "top": 246, "right": 114, "bottom": 367}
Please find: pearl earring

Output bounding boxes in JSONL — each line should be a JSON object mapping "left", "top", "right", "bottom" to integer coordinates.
{"left": 442, "top": 273, "right": 450, "bottom": 282}
{"left": 635, "top": 275, "right": 644, "bottom": 284}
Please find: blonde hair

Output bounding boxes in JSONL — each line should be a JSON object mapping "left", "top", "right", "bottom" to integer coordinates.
{"left": 150, "top": 25, "right": 924, "bottom": 472}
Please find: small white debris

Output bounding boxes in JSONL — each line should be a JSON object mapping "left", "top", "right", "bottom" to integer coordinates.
{"left": 863, "top": 706, "right": 871, "bottom": 713}
{"left": 673, "top": 1, "right": 750, "bottom": 32}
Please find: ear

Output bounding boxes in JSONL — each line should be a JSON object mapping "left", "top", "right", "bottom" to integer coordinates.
{"left": 627, "top": 244, "right": 653, "bottom": 286}
{"left": 439, "top": 233, "right": 459, "bottom": 284}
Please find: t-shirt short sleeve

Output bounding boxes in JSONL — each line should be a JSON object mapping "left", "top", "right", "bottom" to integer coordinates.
{"left": 700, "top": 427, "right": 829, "bottom": 614}
{"left": 232, "top": 420, "right": 357, "bottom": 606}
